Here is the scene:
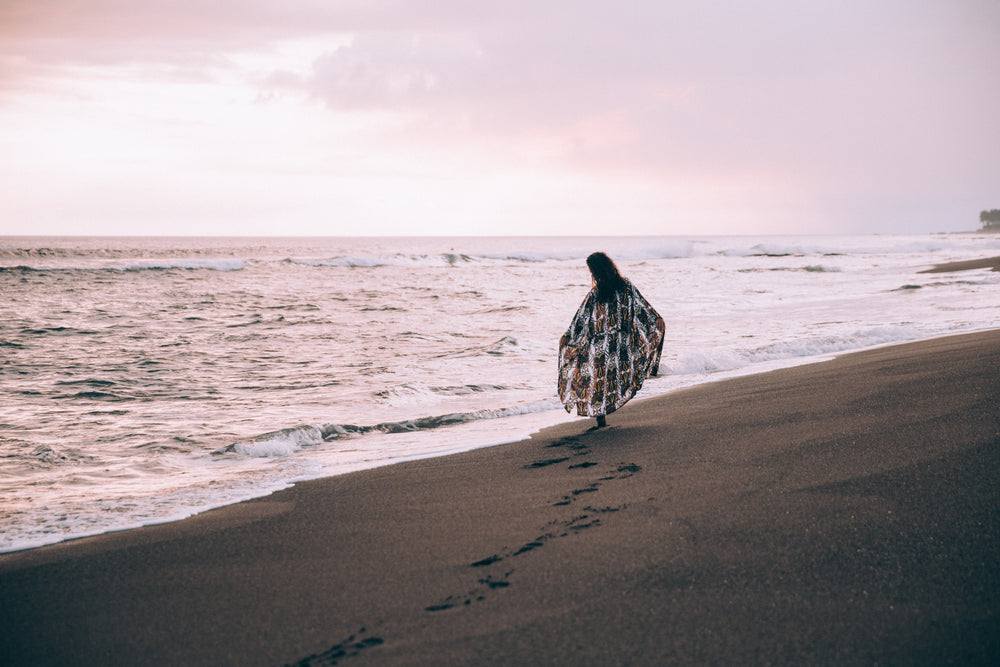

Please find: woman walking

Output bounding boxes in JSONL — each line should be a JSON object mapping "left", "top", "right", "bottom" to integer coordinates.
{"left": 558, "top": 252, "right": 664, "bottom": 427}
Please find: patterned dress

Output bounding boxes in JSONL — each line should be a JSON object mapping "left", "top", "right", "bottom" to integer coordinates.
{"left": 558, "top": 280, "right": 664, "bottom": 417}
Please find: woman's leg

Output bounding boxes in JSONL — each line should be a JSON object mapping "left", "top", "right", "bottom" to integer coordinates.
{"left": 596, "top": 414, "right": 606, "bottom": 428}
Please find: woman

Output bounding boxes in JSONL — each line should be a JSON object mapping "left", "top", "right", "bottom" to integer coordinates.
{"left": 558, "top": 252, "right": 665, "bottom": 427}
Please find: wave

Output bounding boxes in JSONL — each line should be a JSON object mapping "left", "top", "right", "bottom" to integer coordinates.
{"left": 289, "top": 256, "right": 393, "bottom": 268}
{"left": 714, "top": 237, "right": 1000, "bottom": 258}
{"left": 119, "top": 259, "right": 245, "bottom": 272}
{"left": 375, "top": 382, "right": 510, "bottom": 401}
{"left": 287, "top": 253, "right": 477, "bottom": 268}
{"left": 721, "top": 242, "right": 833, "bottom": 257}
{"left": 0, "top": 259, "right": 245, "bottom": 273}
{"left": 662, "top": 326, "right": 923, "bottom": 376}
{"left": 21, "top": 326, "right": 98, "bottom": 335}
{"left": 434, "top": 336, "right": 519, "bottom": 359}
{"left": 737, "top": 265, "right": 842, "bottom": 273}
{"left": 476, "top": 251, "right": 579, "bottom": 262}
{"left": 219, "top": 399, "right": 561, "bottom": 458}
{"left": 8, "top": 235, "right": 992, "bottom": 274}
{"left": 288, "top": 244, "right": 699, "bottom": 267}
{"left": 222, "top": 325, "right": 928, "bottom": 458}
{"left": 280, "top": 238, "right": 1000, "bottom": 270}
{"left": 0, "top": 244, "right": 241, "bottom": 259}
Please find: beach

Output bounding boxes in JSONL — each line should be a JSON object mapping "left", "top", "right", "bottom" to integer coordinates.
{"left": 920, "top": 256, "right": 1000, "bottom": 273}
{"left": 2, "top": 328, "right": 997, "bottom": 666}
{"left": 4, "top": 234, "right": 998, "bottom": 553}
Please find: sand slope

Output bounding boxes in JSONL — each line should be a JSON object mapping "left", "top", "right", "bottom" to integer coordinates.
{"left": 2, "top": 330, "right": 998, "bottom": 666}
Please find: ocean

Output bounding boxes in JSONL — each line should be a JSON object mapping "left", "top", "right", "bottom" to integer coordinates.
{"left": 2, "top": 234, "right": 997, "bottom": 553}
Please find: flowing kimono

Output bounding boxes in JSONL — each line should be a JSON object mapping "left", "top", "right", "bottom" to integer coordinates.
{"left": 558, "top": 279, "right": 663, "bottom": 417}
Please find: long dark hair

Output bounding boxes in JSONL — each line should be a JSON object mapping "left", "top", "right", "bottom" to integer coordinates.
{"left": 586, "top": 252, "right": 627, "bottom": 301}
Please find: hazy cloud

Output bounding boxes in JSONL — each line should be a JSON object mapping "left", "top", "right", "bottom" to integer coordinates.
{"left": 2, "top": 0, "right": 998, "bottom": 234}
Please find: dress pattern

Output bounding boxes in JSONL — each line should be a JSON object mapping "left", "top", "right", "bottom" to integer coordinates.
{"left": 558, "top": 280, "right": 664, "bottom": 417}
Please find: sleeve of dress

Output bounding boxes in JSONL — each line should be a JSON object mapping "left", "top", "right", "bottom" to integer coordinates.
{"left": 629, "top": 283, "right": 664, "bottom": 373}
{"left": 563, "top": 290, "right": 596, "bottom": 343}
{"left": 629, "top": 283, "right": 659, "bottom": 323}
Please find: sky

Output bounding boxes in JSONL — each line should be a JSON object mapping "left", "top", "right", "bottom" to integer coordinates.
{"left": 1, "top": 0, "right": 998, "bottom": 237}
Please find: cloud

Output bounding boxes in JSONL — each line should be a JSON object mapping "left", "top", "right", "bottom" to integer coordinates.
{"left": 252, "top": 1, "right": 1000, "bottom": 195}
{"left": 292, "top": 34, "right": 454, "bottom": 109}
{"left": 2, "top": 0, "right": 998, "bottom": 234}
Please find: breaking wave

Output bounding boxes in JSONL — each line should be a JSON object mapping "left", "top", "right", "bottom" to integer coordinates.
{"left": 221, "top": 400, "right": 560, "bottom": 458}
{"left": 662, "top": 326, "right": 923, "bottom": 376}
{"left": 0, "top": 260, "right": 245, "bottom": 273}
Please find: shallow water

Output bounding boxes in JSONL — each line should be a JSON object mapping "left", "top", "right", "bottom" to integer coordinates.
{"left": 2, "top": 233, "right": 998, "bottom": 552}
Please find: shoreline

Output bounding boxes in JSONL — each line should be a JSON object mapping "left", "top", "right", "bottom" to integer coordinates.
{"left": 5, "top": 239, "right": 999, "bottom": 559}
{"left": 919, "top": 255, "right": 1000, "bottom": 273}
{"left": 2, "top": 329, "right": 998, "bottom": 665}
{"left": 3, "top": 325, "right": 995, "bottom": 558}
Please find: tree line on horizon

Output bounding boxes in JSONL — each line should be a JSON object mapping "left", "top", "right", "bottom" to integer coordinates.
{"left": 980, "top": 209, "right": 1000, "bottom": 230}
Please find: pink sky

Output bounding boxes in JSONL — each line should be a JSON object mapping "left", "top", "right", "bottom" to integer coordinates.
{"left": 1, "top": 0, "right": 998, "bottom": 236}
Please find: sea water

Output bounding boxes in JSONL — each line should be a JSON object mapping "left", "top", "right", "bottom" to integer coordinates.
{"left": 2, "top": 234, "right": 998, "bottom": 552}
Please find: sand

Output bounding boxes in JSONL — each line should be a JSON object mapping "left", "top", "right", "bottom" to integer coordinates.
{"left": 919, "top": 256, "right": 1000, "bottom": 273}
{"left": 2, "top": 330, "right": 998, "bottom": 666}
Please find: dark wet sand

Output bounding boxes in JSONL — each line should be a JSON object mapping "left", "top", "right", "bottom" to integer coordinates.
{"left": 2, "top": 330, "right": 998, "bottom": 666}
{"left": 919, "top": 256, "right": 1000, "bottom": 273}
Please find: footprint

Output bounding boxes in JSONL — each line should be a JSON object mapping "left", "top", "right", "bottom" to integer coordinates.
{"left": 470, "top": 554, "right": 502, "bottom": 567}
{"left": 546, "top": 436, "right": 589, "bottom": 453}
{"left": 616, "top": 463, "right": 642, "bottom": 477}
{"left": 432, "top": 459, "right": 642, "bottom": 618}
{"left": 553, "top": 514, "right": 601, "bottom": 536}
{"left": 600, "top": 462, "right": 642, "bottom": 480}
{"left": 525, "top": 457, "right": 570, "bottom": 469}
{"left": 553, "top": 482, "right": 600, "bottom": 506}
{"left": 584, "top": 504, "right": 627, "bottom": 514}
{"left": 425, "top": 596, "right": 476, "bottom": 612}
{"left": 286, "top": 627, "right": 383, "bottom": 666}
{"left": 479, "top": 573, "right": 512, "bottom": 589}
{"left": 425, "top": 571, "right": 513, "bottom": 612}
{"left": 512, "top": 533, "right": 554, "bottom": 556}
{"left": 513, "top": 541, "right": 544, "bottom": 555}
{"left": 569, "top": 518, "right": 600, "bottom": 531}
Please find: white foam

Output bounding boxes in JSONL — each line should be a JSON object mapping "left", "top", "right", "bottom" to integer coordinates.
{"left": 120, "top": 259, "right": 245, "bottom": 272}
{"left": 746, "top": 326, "right": 923, "bottom": 362}
{"left": 663, "top": 348, "right": 747, "bottom": 375}
{"left": 291, "top": 255, "right": 390, "bottom": 268}
{"left": 663, "top": 326, "right": 924, "bottom": 379}
{"left": 0, "top": 259, "right": 247, "bottom": 272}
{"left": 476, "top": 250, "right": 579, "bottom": 262}
{"left": 232, "top": 425, "right": 324, "bottom": 457}
{"left": 639, "top": 241, "right": 697, "bottom": 260}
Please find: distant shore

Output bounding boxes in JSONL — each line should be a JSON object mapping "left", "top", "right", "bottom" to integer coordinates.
{"left": 920, "top": 255, "right": 1000, "bottom": 273}
{"left": 2, "top": 327, "right": 998, "bottom": 666}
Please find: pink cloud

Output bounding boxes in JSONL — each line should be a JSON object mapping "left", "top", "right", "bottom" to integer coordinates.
{"left": 2, "top": 0, "right": 998, "bottom": 233}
